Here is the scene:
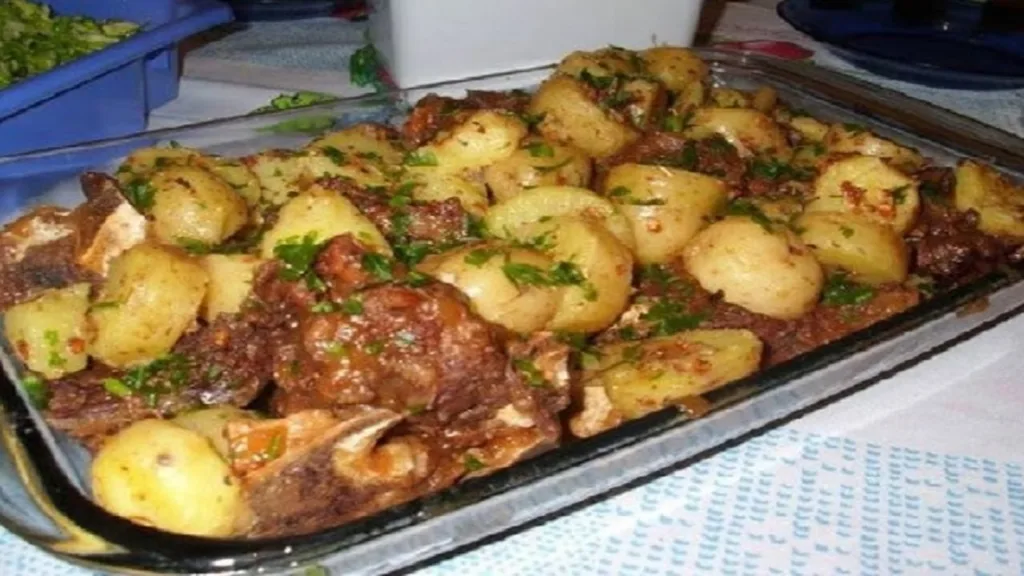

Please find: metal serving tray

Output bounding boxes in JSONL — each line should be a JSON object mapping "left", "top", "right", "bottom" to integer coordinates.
{"left": 1, "top": 49, "right": 1023, "bottom": 576}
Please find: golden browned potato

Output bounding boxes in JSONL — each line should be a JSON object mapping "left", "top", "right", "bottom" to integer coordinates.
{"left": 260, "top": 184, "right": 391, "bottom": 258}
{"left": 515, "top": 216, "right": 634, "bottom": 333}
{"left": 483, "top": 137, "right": 593, "bottom": 203}
{"left": 808, "top": 155, "right": 920, "bottom": 234}
{"left": 640, "top": 46, "right": 708, "bottom": 92}
{"left": 91, "top": 419, "right": 249, "bottom": 537}
{"left": 585, "top": 330, "right": 763, "bottom": 419}
{"left": 669, "top": 81, "right": 706, "bottom": 117}
{"left": 484, "top": 185, "right": 636, "bottom": 252}
{"left": 243, "top": 148, "right": 388, "bottom": 206}
{"left": 619, "top": 77, "right": 668, "bottom": 130}
{"left": 751, "top": 86, "right": 778, "bottom": 113}
{"left": 117, "top": 146, "right": 262, "bottom": 208}
{"left": 795, "top": 212, "right": 909, "bottom": 285}
{"left": 748, "top": 195, "right": 805, "bottom": 225}
{"left": 3, "top": 283, "right": 90, "bottom": 379}
{"left": 88, "top": 244, "right": 209, "bottom": 368}
{"left": 954, "top": 160, "right": 1024, "bottom": 240}
{"left": 789, "top": 115, "right": 830, "bottom": 143}
{"left": 603, "top": 164, "right": 727, "bottom": 264}
{"left": 416, "top": 109, "right": 527, "bottom": 170}
{"left": 148, "top": 166, "right": 249, "bottom": 247}
{"left": 403, "top": 167, "right": 489, "bottom": 216}
{"left": 200, "top": 254, "right": 265, "bottom": 321}
{"left": 709, "top": 87, "right": 752, "bottom": 109}
{"left": 529, "top": 75, "right": 639, "bottom": 159}
{"left": 556, "top": 47, "right": 640, "bottom": 79}
{"left": 683, "top": 216, "right": 824, "bottom": 320}
{"left": 418, "top": 243, "right": 563, "bottom": 333}
{"left": 688, "top": 107, "right": 792, "bottom": 160}
{"left": 308, "top": 123, "right": 405, "bottom": 165}
{"left": 824, "top": 123, "right": 924, "bottom": 171}
{"left": 173, "top": 406, "right": 260, "bottom": 458}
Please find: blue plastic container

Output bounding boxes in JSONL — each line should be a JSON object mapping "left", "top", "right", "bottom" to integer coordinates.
{"left": 0, "top": 0, "right": 233, "bottom": 157}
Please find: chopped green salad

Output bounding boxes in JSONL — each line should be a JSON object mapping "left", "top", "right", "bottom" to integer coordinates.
{"left": 0, "top": 0, "right": 140, "bottom": 89}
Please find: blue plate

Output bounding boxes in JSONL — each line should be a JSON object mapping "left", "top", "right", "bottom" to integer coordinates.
{"left": 226, "top": 0, "right": 350, "bottom": 21}
{"left": 778, "top": 0, "right": 1024, "bottom": 90}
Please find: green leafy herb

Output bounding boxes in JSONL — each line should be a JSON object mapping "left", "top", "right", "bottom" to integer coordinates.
{"left": 253, "top": 91, "right": 339, "bottom": 135}
{"left": 662, "top": 111, "right": 693, "bottom": 133}
{"left": 340, "top": 297, "right": 364, "bottom": 315}
{"left": 464, "top": 248, "right": 500, "bottom": 267}
{"left": 349, "top": 42, "right": 386, "bottom": 91}
{"left": 602, "top": 89, "right": 633, "bottom": 108}
{"left": 463, "top": 454, "right": 487, "bottom": 472}
{"left": 525, "top": 142, "right": 555, "bottom": 158}
{"left": 501, "top": 262, "right": 550, "bottom": 287}
{"left": 676, "top": 140, "right": 699, "bottom": 171}
{"left": 467, "top": 214, "right": 489, "bottom": 239}
{"left": 405, "top": 270, "right": 432, "bottom": 287}
{"left": 556, "top": 331, "right": 603, "bottom": 362}
{"left": 394, "top": 241, "right": 433, "bottom": 267}
{"left": 637, "top": 264, "right": 688, "bottom": 294}
{"left": 323, "top": 342, "right": 349, "bottom": 358}
{"left": 102, "top": 378, "right": 132, "bottom": 398}
{"left": 519, "top": 112, "right": 546, "bottom": 129}
{"left": 366, "top": 340, "right": 386, "bottom": 356}
{"left": 608, "top": 185, "right": 666, "bottom": 206}
{"left": 641, "top": 299, "right": 706, "bottom": 336}
{"left": 310, "top": 301, "right": 336, "bottom": 314}
{"left": 890, "top": 185, "right": 909, "bottom": 205}
{"left": 20, "top": 374, "right": 48, "bottom": 409}
{"left": 403, "top": 150, "right": 439, "bottom": 167}
{"left": 841, "top": 122, "right": 867, "bottom": 134}
{"left": 264, "top": 433, "right": 285, "bottom": 461}
{"left": 513, "top": 358, "right": 549, "bottom": 388}
{"left": 534, "top": 157, "right": 573, "bottom": 174}
{"left": 321, "top": 145, "right": 347, "bottom": 165}
{"left": 361, "top": 252, "right": 394, "bottom": 281}
{"left": 748, "top": 157, "right": 811, "bottom": 182}
{"left": 113, "top": 354, "right": 193, "bottom": 406}
{"left": 840, "top": 224, "right": 855, "bottom": 238}
{"left": 176, "top": 237, "right": 213, "bottom": 255}
{"left": 123, "top": 178, "right": 155, "bottom": 211}
{"left": 273, "top": 233, "right": 325, "bottom": 290}
{"left": 821, "top": 273, "right": 876, "bottom": 307}
{"left": 579, "top": 68, "right": 614, "bottom": 90}
{"left": 726, "top": 199, "right": 774, "bottom": 231}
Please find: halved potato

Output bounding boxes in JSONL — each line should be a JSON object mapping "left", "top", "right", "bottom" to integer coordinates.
{"left": 795, "top": 211, "right": 909, "bottom": 285}
{"left": 484, "top": 185, "right": 635, "bottom": 252}
{"left": 418, "top": 243, "right": 562, "bottom": 333}
{"left": 148, "top": 166, "right": 249, "bottom": 247}
{"left": 603, "top": 163, "right": 727, "bottom": 264}
{"left": 954, "top": 160, "right": 1024, "bottom": 240}
{"left": 687, "top": 107, "right": 792, "bottom": 159}
{"left": 708, "top": 87, "right": 752, "bottom": 109}
{"left": 200, "top": 254, "right": 265, "bottom": 321}
{"left": 683, "top": 216, "right": 823, "bottom": 320}
{"left": 483, "top": 138, "right": 593, "bottom": 203}
{"left": 308, "top": 123, "right": 405, "bottom": 166}
{"left": 117, "top": 146, "right": 262, "bottom": 207}
{"left": 640, "top": 46, "right": 708, "bottom": 92}
{"left": 402, "top": 168, "right": 489, "bottom": 216}
{"left": 416, "top": 109, "right": 527, "bottom": 169}
{"left": 243, "top": 148, "right": 389, "bottom": 206}
{"left": 3, "top": 283, "right": 90, "bottom": 379}
{"left": 789, "top": 115, "right": 830, "bottom": 143}
{"left": 515, "top": 216, "right": 634, "bottom": 333}
{"left": 824, "top": 123, "right": 924, "bottom": 171}
{"left": 529, "top": 75, "right": 639, "bottom": 159}
{"left": 808, "top": 155, "right": 920, "bottom": 234}
{"left": 173, "top": 406, "right": 260, "bottom": 458}
{"left": 260, "top": 184, "right": 392, "bottom": 258}
{"left": 585, "top": 330, "right": 763, "bottom": 419}
{"left": 556, "top": 47, "right": 640, "bottom": 79}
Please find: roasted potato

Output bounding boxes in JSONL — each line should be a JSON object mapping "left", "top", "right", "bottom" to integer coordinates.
{"left": 200, "top": 254, "right": 265, "bottom": 321}
{"left": 795, "top": 211, "right": 909, "bottom": 285}
{"left": 640, "top": 46, "right": 708, "bottom": 92}
{"left": 585, "top": 330, "right": 763, "bottom": 419}
{"left": 603, "top": 163, "right": 727, "bottom": 264}
{"left": 308, "top": 123, "right": 405, "bottom": 166}
{"left": 260, "top": 184, "right": 391, "bottom": 259}
{"left": 688, "top": 107, "right": 792, "bottom": 160}
{"left": 416, "top": 109, "right": 527, "bottom": 169}
{"left": 619, "top": 77, "right": 668, "bottom": 130}
{"left": 789, "top": 115, "right": 830, "bottom": 143}
{"left": 529, "top": 75, "right": 639, "bottom": 159}
{"left": 824, "top": 123, "right": 924, "bottom": 171}
{"left": 708, "top": 87, "right": 752, "bottom": 109}
{"left": 483, "top": 137, "right": 593, "bottom": 203}
{"left": 173, "top": 406, "right": 260, "bottom": 458}
{"left": 556, "top": 47, "right": 640, "bottom": 79}
{"left": 243, "top": 148, "right": 389, "bottom": 206}
{"left": 683, "top": 216, "right": 824, "bottom": 320}
{"left": 515, "top": 216, "right": 634, "bottom": 333}
{"left": 3, "top": 283, "right": 90, "bottom": 379}
{"left": 88, "top": 244, "right": 209, "bottom": 368}
{"left": 954, "top": 160, "right": 1024, "bottom": 240}
{"left": 418, "top": 243, "right": 563, "bottom": 333}
{"left": 91, "top": 419, "right": 249, "bottom": 537}
{"left": 403, "top": 167, "right": 490, "bottom": 216}
{"left": 808, "top": 155, "right": 920, "bottom": 234}
{"left": 484, "top": 185, "right": 636, "bottom": 252}
{"left": 117, "top": 146, "right": 262, "bottom": 207}
{"left": 148, "top": 166, "right": 249, "bottom": 247}
{"left": 751, "top": 86, "right": 778, "bottom": 114}
{"left": 669, "top": 80, "right": 706, "bottom": 117}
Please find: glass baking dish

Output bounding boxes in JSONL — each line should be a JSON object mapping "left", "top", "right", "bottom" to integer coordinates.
{"left": 1, "top": 49, "right": 1023, "bottom": 576}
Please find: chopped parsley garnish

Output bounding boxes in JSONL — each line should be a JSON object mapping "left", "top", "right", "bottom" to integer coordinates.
{"left": 676, "top": 140, "right": 699, "bottom": 171}
{"left": 366, "top": 340, "right": 386, "bottom": 356}
{"left": 176, "top": 237, "right": 213, "bottom": 255}
{"left": 321, "top": 146, "right": 347, "bottom": 165}
{"left": 402, "top": 150, "right": 439, "bottom": 167}
{"left": 662, "top": 111, "right": 693, "bottom": 132}
{"left": 556, "top": 331, "right": 603, "bottom": 362}
{"left": 890, "top": 185, "right": 910, "bottom": 205}
{"left": 405, "top": 270, "right": 432, "bottom": 288}
{"left": 323, "top": 342, "right": 349, "bottom": 358}
{"left": 356, "top": 151, "right": 381, "bottom": 162}
{"left": 463, "top": 454, "right": 487, "bottom": 472}
{"left": 748, "top": 157, "right": 811, "bottom": 182}
{"left": 821, "top": 273, "right": 876, "bottom": 307}
{"left": 123, "top": 178, "right": 155, "bottom": 211}
{"left": 525, "top": 142, "right": 555, "bottom": 158}
{"left": 513, "top": 358, "right": 549, "bottom": 388}
{"left": 339, "top": 297, "right": 364, "bottom": 315}
{"left": 112, "top": 354, "right": 193, "bottom": 407}
{"left": 274, "top": 232, "right": 325, "bottom": 290}
{"left": 579, "top": 68, "right": 614, "bottom": 90}
{"left": 349, "top": 42, "right": 385, "bottom": 92}
{"left": 840, "top": 224, "right": 855, "bottom": 238}
{"left": 637, "top": 264, "right": 688, "bottom": 294}
{"left": 534, "top": 157, "right": 573, "bottom": 174}
{"left": 608, "top": 185, "right": 666, "bottom": 206}
{"left": 361, "top": 252, "right": 394, "bottom": 281}
{"left": 501, "top": 262, "right": 550, "bottom": 286}
{"left": 512, "top": 229, "right": 556, "bottom": 252}
{"left": 641, "top": 299, "right": 706, "bottom": 336}
{"left": 841, "top": 122, "right": 867, "bottom": 134}
{"left": 264, "top": 433, "right": 285, "bottom": 461}
{"left": 102, "top": 377, "right": 132, "bottom": 398}
{"left": 20, "top": 374, "right": 48, "bottom": 409}
{"left": 502, "top": 261, "right": 597, "bottom": 301}
{"left": 464, "top": 248, "right": 500, "bottom": 267}
{"left": 310, "top": 301, "right": 336, "bottom": 314}
{"left": 519, "top": 112, "right": 546, "bottom": 129}
{"left": 394, "top": 241, "right": 433, "bottom": 267}
{"left": 726, "top": 199, "right": 774, "bottom": 231}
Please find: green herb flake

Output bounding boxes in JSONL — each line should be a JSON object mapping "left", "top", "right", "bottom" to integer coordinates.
{"left": 519, "top": 112, "right": 546, "bottom": 129}
{"left": 349, "top": 42, "right": 385, "bottom": 92}
{"left": 43, "top": 329, "right": 59, "bottom": 347}
{"left": 463, "top": 454, "right": 487, "bottom": 472}
{"left": 20, "top": 374, "right": 48, "bottom": 409}
{"left": 176, "top": 237, "right": 213, "bottom": 255}
{"left": 323, "top": 342, "right": 349, "bottom": 358}
{"left": 525, "top": 142, "right": 555, "bottom": 158}
{"left": 579, "top": 68, "right": 614, "bottom": 90}
{"left": 310, "top": 301, "right": 336, "bottom": 314}
{"left": 890, "top": 185, "right": 910, "bottom": 205}
{"left": 361, "top": 252, "right": 394, "bottom": 281}
{"left": 748, "top": 157, "right": 811, "bottom": 182}
{"left": 321, "top": 145, "right": 347, "bottom": 165}
{"left": 641, "top": 299, "right": 706, "bottom": 336}
{"left": 534, "top": 157, "right": 573, "bottom": 174}
{"left": 405, "top": 270, "right": 432, "bottom": 288}
{"left": 677, "top": 140, "right": 699, "bottom": 171}
{"left": 123, "top": 178, "right": 155, "bottom": 211}
{"left": 403, "top": 150, "right": 439, "bottom": 167}
{"left": 821, "top": 272, "right": 876, "bottom": 307}
{"left": 502, "top": 262, "right": 550, "bottom": 287}
{"left": 726, "top": 199, "right": 774, "bottom": 231}
{"left": 264, "top": 432, "right": 285, "bottom": 461}
{"left": 366, "top": 340, "right": 386, "bottom": 356}
{"left": 102, "top": 378, "right": 132, "bottom": 398}
{"left": 464, "top": 248, "right": 500, "bottom": 267}
{"left": 340, "top": 297, "right": 364, "bottom": 315}
{"left": 513, "top": 358, "right": 549, "bottom": 388}
{"left": 662, "top": 111, "right": 693, "bottom": 133}
{"left": 273, "top": 232, "right": 324, "bottom": 289}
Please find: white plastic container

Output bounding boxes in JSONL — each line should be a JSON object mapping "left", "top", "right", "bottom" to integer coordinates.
{"left": 368, "top": 0, "right": 705, "bottom": 88}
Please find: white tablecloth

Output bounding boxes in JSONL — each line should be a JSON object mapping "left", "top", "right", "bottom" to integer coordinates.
{"left": 3, "top": 3, "right": 1024, "bottom": 575}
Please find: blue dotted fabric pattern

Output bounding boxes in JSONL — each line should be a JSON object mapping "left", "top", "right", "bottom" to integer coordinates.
{"left": 2, "top": 428, "right": 1023, "bottom": 575}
